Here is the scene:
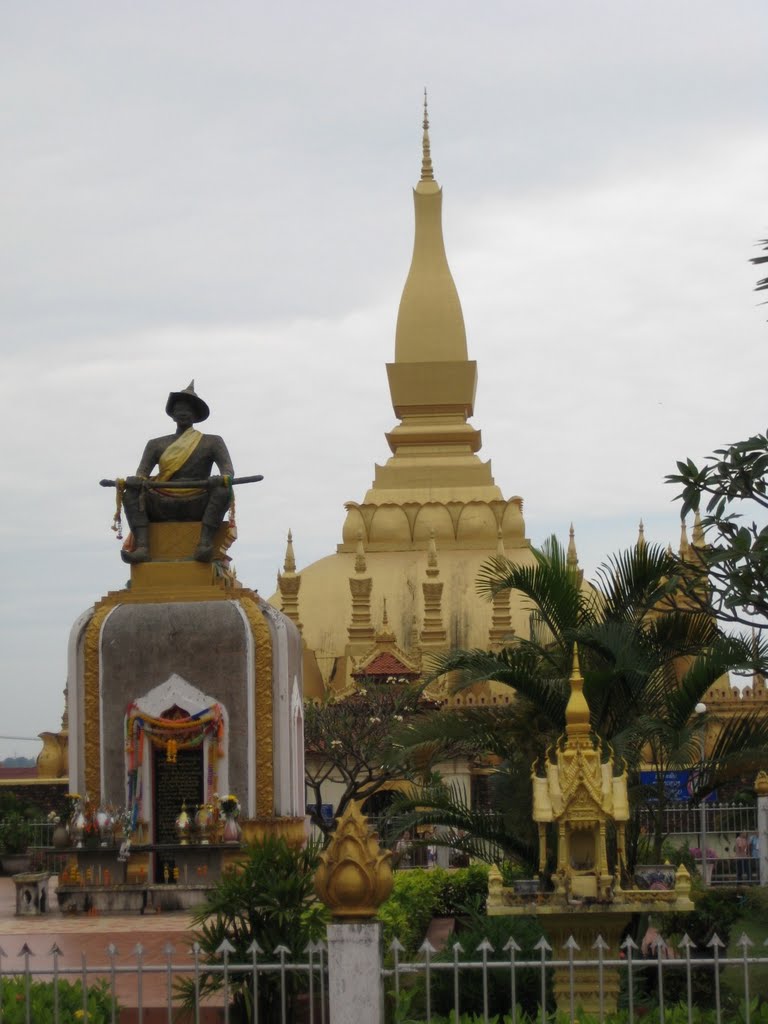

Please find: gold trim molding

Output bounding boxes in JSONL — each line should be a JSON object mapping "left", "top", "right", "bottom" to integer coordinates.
{"left": 238, "top": 595, "right": 275, "bottom": 816}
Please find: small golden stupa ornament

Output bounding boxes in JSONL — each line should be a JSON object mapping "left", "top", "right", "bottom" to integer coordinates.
{"left": 314, "top": 802, "right": 393, "bottom": 919}
{"left": 755, "top": 770, "right": 768, "bottom": 797}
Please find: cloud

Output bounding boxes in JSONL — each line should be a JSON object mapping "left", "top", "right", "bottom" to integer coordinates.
{"left": 2, "top": 2, "right": 767, "bottom": 755}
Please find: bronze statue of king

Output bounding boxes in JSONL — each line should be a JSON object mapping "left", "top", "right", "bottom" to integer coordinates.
{"left": 121, "top": 381, "right": 234, "bottom": 564}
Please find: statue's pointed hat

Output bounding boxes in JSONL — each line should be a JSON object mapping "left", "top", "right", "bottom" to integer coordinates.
{"left": 165, "top": 380, "right": 210, "bottom": 422}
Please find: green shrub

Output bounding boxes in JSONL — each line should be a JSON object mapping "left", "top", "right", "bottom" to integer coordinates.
{"left": 0, "top": 977, "right": 117, "bottom": 1023}
{"left": 379, "top": 867, "right": 490, "bottom": 956}
{"left": 176, "top": 836, "right": 329, "bottom": 1022}
{"left": 434, "top": 864, "right": 489, "bottom": 917}
{"left": 0, "top": 814, "right": 36, "bottom": 855}
{"left": 394, "top": 1001, "right": 768, "bottom": 1023}
{"left": 380, "top": 869, "right": 445, "bottom": 954}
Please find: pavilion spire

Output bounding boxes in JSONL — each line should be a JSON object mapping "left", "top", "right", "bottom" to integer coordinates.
{"left": 565, "top": 644, "right": 591, "bottom": 740}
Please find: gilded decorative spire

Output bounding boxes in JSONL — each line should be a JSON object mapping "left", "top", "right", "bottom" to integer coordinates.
{"left": 426, "top": 528, "right": 439, "bottom": 578}
{"left": 567, "top": 523, "right": 579, "bottom": 568}
{"left": 277, "top": 528, "right": 302, "bottom": 631}
{"left": 420, "top": 88, "right": 434, "bottom": 182}
{"left": 489, "top": 529, "right": 513, "bottom": 650}
{"left": 692, "top": 510, "right": 705, "bottom": 547}
{"left": 348, "top": 532, "right": 374, "bottom": 650}
{"left": 394, "top": 96, "right": 468, "bottom": 362}
{"left": 283, "top": 528, "right": 296, "bottom": 573}
{"left": 565, "top": 644, "right": 591, "bottom": 740}
{"left": 636, "top": 519, "right": 646, "bottom": 551}
{"left": 357, "top": 95, "right": 507, "bottom": 510}
{"left": 679, "top": 520, "right": 690, "bottom": 557}
{"left": 421, "top": 531, "right": 447, "bottom": 648}
{"left": 382, "top": 597, "right": 389, "bottom": 628}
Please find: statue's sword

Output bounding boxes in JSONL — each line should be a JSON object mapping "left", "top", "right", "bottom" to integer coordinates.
{"left": 99, "top": 475, "right": 263, "bottom": 489}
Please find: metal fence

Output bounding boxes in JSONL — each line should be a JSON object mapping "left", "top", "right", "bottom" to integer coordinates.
{"left": 710, "top": 856, "right": 762, "bottom": 886}
{"left": 384, "top": 931, "right": 768, "bottom": 1024}
{"left": 0, "top": 939, "right": 328, "bottom": 1024}
{"left": 1, "top": 929, "right": 767, "bottom": 1024}
{"left": 637, "top": 802, "right": 757, "bottom": 837}
{"left": 0, "top": 819, "right": 55, "bottom": 852}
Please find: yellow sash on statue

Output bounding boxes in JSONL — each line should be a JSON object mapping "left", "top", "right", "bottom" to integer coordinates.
{"left": 153, "top": 428, "right": 205, "bottom": 496}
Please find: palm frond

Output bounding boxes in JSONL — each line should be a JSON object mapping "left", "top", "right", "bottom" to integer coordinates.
{"left": 388, "top": 778, "right": 537, "bottom": 868}
{"left": 593, "top": 544, "right": 680, "bottom": 623}
{"left": 476, "top": 536, "right": 586, "bottom": 642}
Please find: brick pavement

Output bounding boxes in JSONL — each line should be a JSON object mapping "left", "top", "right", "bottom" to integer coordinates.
{"left": 0, "top": 875, "right": 226, "bottom": 1021}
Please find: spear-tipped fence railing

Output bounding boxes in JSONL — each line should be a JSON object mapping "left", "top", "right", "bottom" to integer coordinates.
{"left": 382, "top": 930, "right": 768, "bottom": 1024}
{"left": 2, "top": 928, "right": 767, "bottom": 1023}
{"left": 0, "top": 939, "right": 328, "bottom": 1024}
{"left": 636, "top": 802, "right": 757, "bottom": 837}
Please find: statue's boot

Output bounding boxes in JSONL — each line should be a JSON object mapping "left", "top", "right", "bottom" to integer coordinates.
{"left": 121, "top": 527, "right": 150, "bottom": 564}
{"left": 193, "top": 523, "right": 217, "bottom": 563}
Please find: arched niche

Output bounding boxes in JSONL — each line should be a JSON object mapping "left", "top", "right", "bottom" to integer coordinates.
{"left": 501, "top": 500, "right": 525, "bottom": 542}
{"left": 125, "top": 674, "right": 230, "bottom": 843}
{"left": 456, "top": 502, "right": 497, "bottom": 544}
{"left": 413, "top": 504, "right": 455, "bottom": 544}
{"left": 368, "top": 504, "right": 411, "bottom": 544}
{"left": 341, "top": 505, "right": 367, "bottom": 545}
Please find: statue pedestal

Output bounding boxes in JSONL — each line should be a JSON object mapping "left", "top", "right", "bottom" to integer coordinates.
{"left": 540, "top": 908, "right": 630, "bottom": 1015}
{"left": 491, "top": 891, "right": 694, "bottom": 1017}
{"left": 67, "top": 522, "right": 306, "bottom": 850}
{"left": 126, "top": 522, "right": 238, "bottom": 598}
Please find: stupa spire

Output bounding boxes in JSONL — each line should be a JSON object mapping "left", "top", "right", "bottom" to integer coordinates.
{"left": 692, "top": 510, "right": 705, "bottom": 547}
{"left": 420, "top": 532, "right": 447, "bottom": 648}
{"left": 420, "top": 88, "right": 434, "bottom": 183}
{"left": 283, "top": 529, "right": 296, "bottom": 573}
{"left": 679, "top": 520, "right": 690, "bottom": 557}
{"left": 394, "top": 96, "right": 467, "bottom": 362}
{"left": 489, "top": 529, "right": 514, "bottom": 649}
{"left": 276, "top": 529, "right": 302, "bottom": 631}
{"left": 636, "top": 519, "right": 646, "bottom": 550}
{"left": 567, "top": 523, "right": 579, "bottom": 568}
{"left": 366, "top": 96, "right": 503, "bottom": 506}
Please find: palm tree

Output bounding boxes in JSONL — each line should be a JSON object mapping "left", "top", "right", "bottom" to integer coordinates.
{"left": 395, "top": 536, "right": 768, "bottom": 866}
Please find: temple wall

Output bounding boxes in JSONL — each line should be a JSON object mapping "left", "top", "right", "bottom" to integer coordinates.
{"left": 99, "top": 601, "right": 251, "bottom": 807}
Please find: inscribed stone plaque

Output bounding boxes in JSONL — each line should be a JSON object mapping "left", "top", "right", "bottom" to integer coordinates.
{"left": 153, "top": 746, "right": 204, "bottom": 844}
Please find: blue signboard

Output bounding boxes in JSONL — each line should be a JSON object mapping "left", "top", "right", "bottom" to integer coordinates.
{"left": 306, "top": 803, "right": 335, "bottom": 823}
{"left": 639, "top": 770, "right": 717, "bottom": 802}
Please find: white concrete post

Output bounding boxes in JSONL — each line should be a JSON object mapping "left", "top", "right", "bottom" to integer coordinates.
{"left": 326, "top": 921, "right": 385, "bottom": 1024}
{"left": 757, "top": 791, "right": 768, "bottom": 886}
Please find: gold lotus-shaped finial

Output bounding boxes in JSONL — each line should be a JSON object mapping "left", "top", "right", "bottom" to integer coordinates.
{"left": 755, "top": 770, "right": 768, "bottom": 797}
{"left": 314, "top": 801, "right": 393, "bottom": 918}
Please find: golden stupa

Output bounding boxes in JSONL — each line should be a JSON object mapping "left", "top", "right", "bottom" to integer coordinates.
{"left": 270, "top": 98, "right": 540, "bottom": 707}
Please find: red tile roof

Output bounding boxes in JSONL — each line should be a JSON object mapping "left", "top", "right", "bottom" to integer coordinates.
{"left": 353, "top": 651, "right": 420, "bottom": 679}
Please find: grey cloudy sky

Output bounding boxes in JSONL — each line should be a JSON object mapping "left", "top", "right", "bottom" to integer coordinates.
{"left": 1, "top": 3, "right": 766, "bottom": 758}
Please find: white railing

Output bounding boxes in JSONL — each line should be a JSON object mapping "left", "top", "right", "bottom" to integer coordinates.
{"left": 0, "top": 939, "right": 328, "bottom": 1024}
{"left": 2, "top": 928, "right": 768, "bottom": 1024}
{"left": 637, "top": 802, "right": 757, "bottom": 836}
{"left": 384, "top": 931, "right": 768, "bottom": 1024}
